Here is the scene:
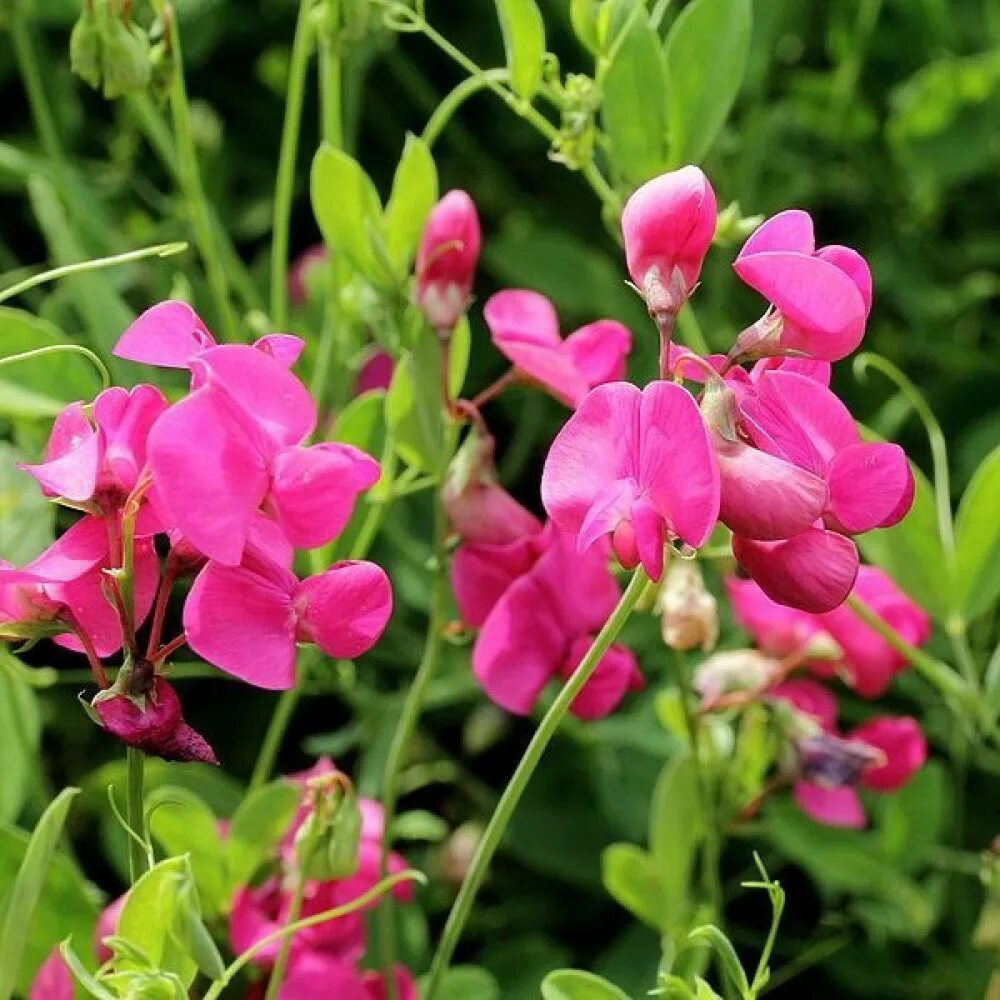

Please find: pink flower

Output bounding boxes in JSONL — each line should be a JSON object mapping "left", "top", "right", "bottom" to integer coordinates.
{"left": 147, "top": 344, "right": 379, "bottom": 564}
{"left": 114, "top": 300, "right": 305, "bottom": 371}
{"left": 415, "top": 190, "right": 481, "bottom": 332}
{"left": 29, "top": 948, "right": 73, "bottom": 1000}
{"left": 353, "top": 349, "right": 394, "bottom": 396}
{"left": 732, "top": 210, "right": 872, "bottom": 362}
{"left": 20, "top": 385, "right": 167, "bottom": 515}
{"left": 541, "top": 381, "right": 720, "bottom": 581}
{"left": 451, "top": 533, "right": 546, "bottom": 628}
{"left": 94, "top": 893, "right": 126, "bottom": 963}
{"left": 484, "top": 290, "right": 632, "bottom": 408}
{"left": 94, "top": 675, "right": 217, "bottom": 763}
{"left": 848, "top": 716, "right": 927, "bottom": 792}
{"left": 289, "top": 244, "right": 328, "bottom": 305}
{"left": 621, "top": 166, "right": 717, "bottom": 321}
{"left": 0, "top": 518, "right": 159, "bottom": 658}
{"left": 184, "top": 549, "right": 392, "bottom": 690}
{"left": 253, "top": 952, "right": 417, "bottom": 1000}
{"left": 769, "top": 678, "right": 838, "bottom": 731}
{"left": 470, "top": 528, "right": 643, "bottom": 718}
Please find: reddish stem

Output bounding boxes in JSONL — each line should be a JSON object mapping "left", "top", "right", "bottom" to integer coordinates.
{"left": 66, "top": 615, "right": 109, "bottom": 689}
{"left": 151, "top": 632, "right": 189, "bottom": 664}
{"left": 145, "top": 567, "right": 178, "bottom": 660}
{"left": 470, "top": 368, "right": 516, "bottom": 409}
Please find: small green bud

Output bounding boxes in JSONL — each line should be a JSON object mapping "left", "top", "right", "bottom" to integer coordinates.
{"left": 294, "top": 781, "right": 362, "bottom": 880}
{"left": 69, "top": 6, "right": 103, "bottom": 90}
{"left": 100, "top": 16, "right": 152, "bottom": 99}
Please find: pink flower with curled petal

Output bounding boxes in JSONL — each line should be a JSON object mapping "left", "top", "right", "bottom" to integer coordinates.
{"left": 621, "top": 166, "right": 717, "bottom": 321}
{"left": 184, "top": 550, "right": 392, "bottom": 690}
{"left": 148, "top": 344, "right": 379, "bottom": 564}
{"left": 29, "top": 948, "right": 73, "bottom": 1000}
{"left": 471, "top": 528, "right": 643, "bottom": 719}
{"left": 114, "top": 300, "right": 306, "bottom": 371}
{"left": 416, "top": 190, "right": 481, "bottom": 333}
{"left": 732, "top": 209, "right": 872, "bottom": 362}
{"left": 542, "top": 381, "right": 720, "bottom": 581}
{"left": 484, "top": 290, "right": 632, "bottom": 408}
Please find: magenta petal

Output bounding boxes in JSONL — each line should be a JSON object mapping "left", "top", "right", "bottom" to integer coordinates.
{"left": 770, "top": 679, "right": 839, "bottom": 732}
{"left": 816, "top": 245, "right": 872, "bottom": 313}
{"left": 473, "top": 573, "right": 563, "bottom": 715}
{"left": 749, "top": 356, "right": 832, "bottom": 386}
{"left": 733, "top": 528, "right": 859, "bottom": 613}
{"left": 148, "top": 388, "right": 269, "bottom": 565}
{"left": 734, "top": 252, "right": 867, "bottom": 361}
{"left": 561, "top": 320, "right": 632, "bottom": 386}
{"left": 295, "top": 560, "right": 393, "bottom": 659}
{"left": 793, "top": 781, "right": 866, "bottom": 828}
{"left": 632, "top": 496, "right": 666, "bottom": 582}
{"left": 639, "top": 381, "right": 720, "bottom": 548}
{"left": 184, "top": 558, "right": 298, "bottom": 689}
{"left": 113, "top": 300, "right": 215, "bottom": 367}
{"left": 827, "top": 442, "right": 913, "bottom": 534}
{"left": 270, "top": 443, "right": 380, "bottom": 549}
{"left": 577, "top": 480, "right": 635, "bottom": 554}
{"left": 16, "top": 516, "right": 109, "bottom": 583}
{"left": 253, "top": 333, "right": 306, "bottom": 368}
{"left": 94, "top": 384, "right": 169, "bottom": 495}
{"left": 451, "top": 536, "right": 541, "bottom": 627}
{"left": 535, "top": 528, "right": 620, "bottom": 636}
{"left": 851, "top": 716, "right": 926, "bottom": 792}
{"left": 541, "top": 382, "right": 641, "bottom": 533}
{"left": 483, "top": 289, "right": 561, "bottom": 348}
{"left": 715, "top": 437, "right": 827, "bottom": 540}
{"left": 737, "top": 209, "right": 815, "bottom": 259}
{"left": 725, "top": 576, "right": 823, "bottom": 656}
{"left": 29, "top": 947, "right": 74, "bottom": 1000}
{"left": 20, "top": 403, "right": 100, "bottom": 502}
{"left": 563, "top": 639, "right": 642, "bottom": 721}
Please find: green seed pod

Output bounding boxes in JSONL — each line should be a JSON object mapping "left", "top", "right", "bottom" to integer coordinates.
{"left": 100, "top": 16, "right": 152, "bottom": 99}
{"left": 69, "top": 6, "right": 103, "bottom": 90}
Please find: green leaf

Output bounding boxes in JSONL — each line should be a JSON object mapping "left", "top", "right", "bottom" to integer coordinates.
{"left": 649, "top": 753, "right": 704, "bottom": 930}
{"left": 875, "top": 761, "right": 948, "bottom": 873}
{"left": 0, "top": 651, "right": 40, "bottom": 823}
{"left": 421, "top": 965, "right": 500, "bottom": 1000}
{"left": 494, "top": 0, "right": 546, "bottom": 100}
{"left": 146, "top": 787, "right": 228, "bottom": 917}
{"left": 0, "top": 307, "right": 103, "bottom": 419}
{"left": 541, "top": 968, "right": 632, "bottom": 1000}
{"left": 383, "top": 134, "right": 438, "bottom": 274}
{"left": 449, "top": 315, "right": 472, "bottom": 399}
{"left": 225, "top": 779, "right": 300, "bottom": 891}
{"left": 310, "top": 143, "right": 383, "bottom": 280}
{"left": 114, "top": 856, "right": 198, "bottom": 986}
{"left": 0, "top": 443, "right": 55, "bottom": 564}
{"left": 331, "top": 388, "right": 387, "bottom": 459}
{"left": 601, "top": 8, "right": 669, "bottom": 185}
{"left": 953, "top": 442, "right": 1000, "bottom": 620}
{"left": 857, "top": 458, "right": 951, "bottom": 618}
{"left": 386, "top": 337, "right": 445, "bottom": 474}
{"left": 600, "top": 843, "right": 664, "bottom": 930}
{"left": 664, "top": 0, "right": 752, "bottom": 164}
{"left": 686, "top": 925, "right": 749, "bottom": 996}
{"left": 0, "top": 788, "right": 81, "bottom": 1000}
{"left": 59, "top": 940, "right": 118, "bottom": 1000}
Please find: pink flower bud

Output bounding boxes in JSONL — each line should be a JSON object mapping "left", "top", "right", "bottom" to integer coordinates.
{"left": 415, "top": 190, "right": 481, "bottom": 333}
{"left": 849, "top": 716, "right": 926, "bottom": 792}
{"left": 621, "top": 166, "right": 717, "bottom": 320}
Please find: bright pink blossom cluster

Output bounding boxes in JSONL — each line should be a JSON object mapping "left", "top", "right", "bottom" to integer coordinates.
{"left": 1, "top": 300, "right": 393, "bottom": 761}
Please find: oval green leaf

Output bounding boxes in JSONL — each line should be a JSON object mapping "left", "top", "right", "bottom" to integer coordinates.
{"left": 494, "top": 0, "right": 546, "bottom": 100}
{"left": 541, "top": 968, "right": 632, "bottom": 1000}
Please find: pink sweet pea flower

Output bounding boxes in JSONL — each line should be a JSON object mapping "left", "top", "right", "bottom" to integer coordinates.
{"left": 94, "top": 675, "right": 217, "bottom": 764}
{"left": 768, "top": 678, "right": 838, "bottom": 731}
{"left": 848, "top": 716, "right": 927, "bottom": 791}
{"left": 147, "top": 344, "right": 379, "bottom": 564}
{"left": 20, "top": 385, "right": 167, "bottom": 515}
{"left": 732, "top": 209, "right": 872, "bottom": 362}
{"left": 353, "top": 349, "right": 394, "bottom": 396}
{"left": 471, "top": 529, "right": 643, "bottom": 718}
{"left": 621, "top": 166, "right": 717, "bottom": 322}
{"left": 451, "top": 532, "right": 546, "bottom": 628}
{"left": 289, "top": 244, "right": 328, "bottom": 305}
{"left": 29, "top": 948, "right": 73, "bottom": 1000}
{"left": 725, "top": 575, "right": 825, "bottom": 658}
{"left": 484, "top": 290, "right": 632, "bottom": 408}
{"left": 94, "top": 893, "right": 126, "bottom": 963}
{"left": 184, "top": 550, "right": 392, "bottom": 690}
{"left": 114, "top": 300, "right": 306, "bottom": 371}
{"left": 541, "top": 381, "right": 720, "bottom": 581}
{"left": 416, "top": 190, "right": 481, "bottom": 333}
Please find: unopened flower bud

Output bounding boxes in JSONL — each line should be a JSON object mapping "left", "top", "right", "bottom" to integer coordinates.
{"left": 693, "top": 649, "right": 777, "bottom": 703}
{"left": 294, "top": 777, "right": 362, "bottom": 880}
{"left": 440, "top": 822, "right": 482, "bottom": 887}
{"left": 621, "top": 167, "right": 717, "bottom": 326}
{"left": 416, "top": 190, "right": 481, "bottom": 336}
{"left": 657, "top": 560, "right": 718, "bottom": 652}
{"left": 69, "top": 6, "right": 102, "bottom": 90}
{"left": 100, "top": 16, "right": 152, "bottom": 99}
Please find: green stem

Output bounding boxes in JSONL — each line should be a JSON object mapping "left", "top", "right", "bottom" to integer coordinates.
{"left": 163, "top": 2, "right": 238, "bottom": 335}
{"left": 202, "top": 871, "right": 424, "bottom": 1000}
{"left": 125, "top": 747, "right": 147, "bottom": 884}
{"left": 0, "top": 344, "right": 111, "bottom": 389}
{"left": 249, "top": 654, "right": 313, "bottom": 792}
{"left": 376, "top": 497, "right": 449, "bottom": 994}
{"left": 424, "top": 568, "right": 649, "bottom": 998}
{"left": 675, "top": 303, "right": 711, "bottom": 355}
{"left": 270, "top": 0, "right": 317, "bottom": 329}
{"left": 422, "top": 69, "right": 510, "bottom": 148}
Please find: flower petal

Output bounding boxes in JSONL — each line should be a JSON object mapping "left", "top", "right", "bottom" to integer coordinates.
{"left": 253, "top": 334, "right": 306, "bottom": 368}
{"left": 725, "top": 575, "right": 824, "bottom": 656}
{"left": 733, "top": 528, "right": 859, "bottom": 613}
{"left": 561, "top": 320, "right": 632, "bottom": 386}
{"left": 851, "top": 716, "right": 926, "bottom": 792}
{"left": 450, "top": 536, "right": 542, "bottom": 627}
{"left": 816, "top": 245, "right": 872, "bottom": 313}
{"left": 483, "top": 289, "right": 562, "bottom": 348}
{"left": 737, "top": 209, "right": 815, "bottom": 259}
{"left": 19, "top": 402, "right": 100, "bottom": 502}
{"left": 294, "top": 561, "right": 393, "bottom": 659}
{"left": 770, "top": 678, "right": 839, "bottom": 731}
{"left": 113, "top": 300, "right": 215, "bottom": 368}
{"left": 793, "top": 781, "right": 866, "bottom": 828}
{"left": 561, "top": 638, "right": 643, "bottom": 720}
{"left": 15, "top": 516, "right": 109, "bottom": 583}
{"left": 826, "top": 442, "right": 913, "bottom": 534}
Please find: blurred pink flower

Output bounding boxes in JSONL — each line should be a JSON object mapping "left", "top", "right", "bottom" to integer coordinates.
{"left": 542, "top": 381, "right": 719, "bottom": 580}
{"left": 353, "top": 349, "right": 394, "bottom": 397}
{"left": 484, "top": 290, "right": 632, "bottom": 408}
{"left": 289, "top": 243, "right": 328, "bottom": 305}
{"left": 733, "top": 209, "right": 871, "bottom": 362}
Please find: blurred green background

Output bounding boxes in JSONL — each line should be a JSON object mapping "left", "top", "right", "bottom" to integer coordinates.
{"left": 1, "top": 1, "right": 999, "bottom": 997}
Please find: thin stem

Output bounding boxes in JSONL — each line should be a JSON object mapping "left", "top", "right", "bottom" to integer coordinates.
{"left": 270, "top": 0, "right": 317, "bottom": 329}
{"left": 202, "top": 871, "right": 425, "bottom": 1000}
{"left": 470, "top": 368, "right": 517, "bottom": 409}
{"left": 675, "top": 302, "right": 711, "bottom": 355}
{"left": 0, "top": 242, "right": 186, "bottom": 306}
{"left": 0, "top": 344, "right": 111, "bottom": 389}
{"left": 125, "top": 747, "right": 147, "bottom": 884}
{"left": 67, "top": 617, "right": 109, "bottom": 689}
{"left": 163, "top": 2, "right": 237, "bottom": 335}
{"left": 376, "top": 496, "right": 449, "bottom": 992}
{"left": 424, "top": 568, "right": 649, "bottom": 998}
{"left": 422, "top": 69, "right": 510, "bottom": 148}
{"left": 150, "top": 632, "right": 188, "bottom": 664}
{"left": 249, "top": 654, "right": 314, "bottom": 792}
{"left": 145, "top": 567, "right": 178, "bottom": 660}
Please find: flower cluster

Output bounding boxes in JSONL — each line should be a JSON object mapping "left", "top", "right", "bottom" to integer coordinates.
{"left": 1, "top": 300, "right": 393, "bottom": 761}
